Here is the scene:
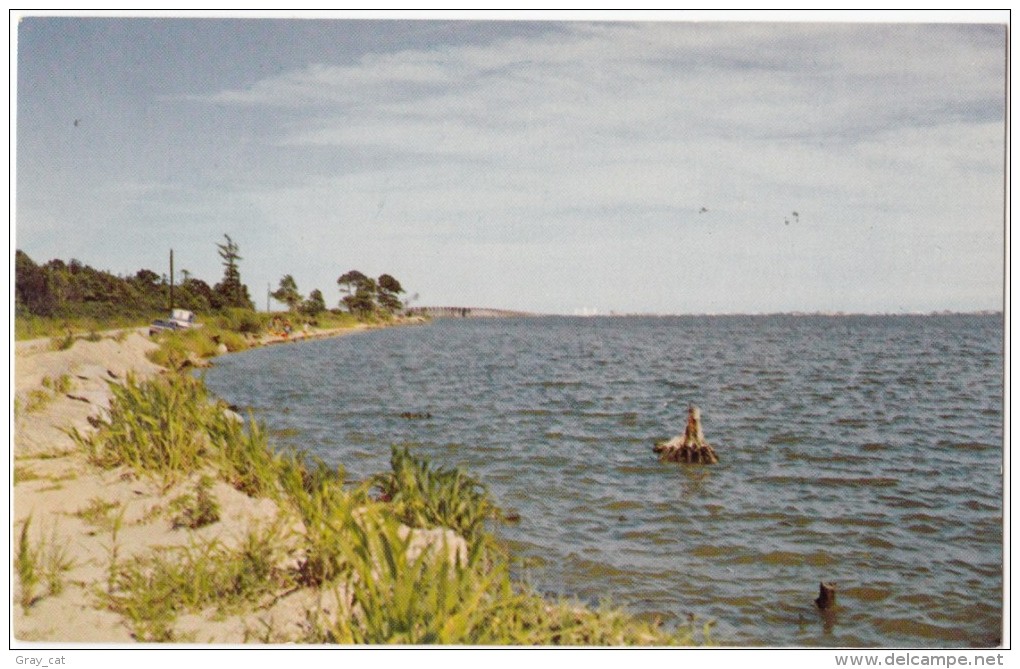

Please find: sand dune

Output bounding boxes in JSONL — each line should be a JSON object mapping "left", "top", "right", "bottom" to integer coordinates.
{"left": 13, "top": 326, "right": 449, "bottom": 643}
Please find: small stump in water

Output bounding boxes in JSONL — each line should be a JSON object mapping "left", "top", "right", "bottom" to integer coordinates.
{"left": 815, "top": 582, "right": 837, "bottom": 610}
{"left": 654, "top": 405, "right": 720, "bottom": 464}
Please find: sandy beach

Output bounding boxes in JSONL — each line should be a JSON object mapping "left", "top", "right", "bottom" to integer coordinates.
{"left": 11, "top": 323, "right": 426, "bottom": 643}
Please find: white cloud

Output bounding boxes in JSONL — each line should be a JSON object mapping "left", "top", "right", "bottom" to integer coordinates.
{"left": 224, "top": 22, "right": 1000, "bottom": 311}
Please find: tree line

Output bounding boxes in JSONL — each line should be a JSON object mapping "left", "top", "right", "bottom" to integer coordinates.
{"left": 16, "top": 234, "right": 411, "bottom": 320}
{"left": 271, "top": 269, "right": 408, "bottom": 318}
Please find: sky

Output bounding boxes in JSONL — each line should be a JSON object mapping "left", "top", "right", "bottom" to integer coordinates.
{"left": 13, "top": 13, "right": 1007, "bottom": 315}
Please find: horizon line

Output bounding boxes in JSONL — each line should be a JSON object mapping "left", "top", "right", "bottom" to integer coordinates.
{"left": 409, "top": 306, "right": 1005, "bottom": 318}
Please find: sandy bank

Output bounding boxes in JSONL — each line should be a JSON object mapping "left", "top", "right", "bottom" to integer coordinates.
{"left": 11, "top": 318, "right": 447, "bottom": 643}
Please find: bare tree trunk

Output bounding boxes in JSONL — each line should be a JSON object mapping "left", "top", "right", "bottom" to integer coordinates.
{"left": 654, "top": 405, "right": 720, "bottom": 464}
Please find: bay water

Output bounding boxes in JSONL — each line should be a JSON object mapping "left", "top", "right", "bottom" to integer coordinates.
{"left": 203, "top": 314, "right": 1003, "bottom": 647}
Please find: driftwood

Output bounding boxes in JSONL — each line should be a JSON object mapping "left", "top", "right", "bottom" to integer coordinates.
{"left": 654, "top": 405, "right": 720, "bottom": 464}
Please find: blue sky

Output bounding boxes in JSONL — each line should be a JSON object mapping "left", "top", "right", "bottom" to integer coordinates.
{"left": 14, "top": 14, "right": 1006, "bottom": 314}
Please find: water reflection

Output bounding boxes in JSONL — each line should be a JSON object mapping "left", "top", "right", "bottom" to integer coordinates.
{"left": 819, "top": 607, "right": 839, "bottom": 636}
{"left": 676, "top": 466, "right": 712, "bottom": 501}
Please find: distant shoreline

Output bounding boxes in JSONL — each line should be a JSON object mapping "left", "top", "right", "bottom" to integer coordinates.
{"left": 413, "top": 310, "right": 1003, "bottom": 319}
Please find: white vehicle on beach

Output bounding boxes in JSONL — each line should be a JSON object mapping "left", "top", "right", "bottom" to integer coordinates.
{"left": 148, "top": 308, "right": 199, "bottom": 336}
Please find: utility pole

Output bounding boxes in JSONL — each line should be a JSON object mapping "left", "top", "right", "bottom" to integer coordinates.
{"left": 267, "top": 283, "right": 271, "bottom": 313}
{"left": 169, "top": 249, "right": 174, "bottom": 311}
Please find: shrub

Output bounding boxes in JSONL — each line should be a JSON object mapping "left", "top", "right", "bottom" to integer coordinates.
{"left": 215, "top": 308, "right": 266, "bottom": 335}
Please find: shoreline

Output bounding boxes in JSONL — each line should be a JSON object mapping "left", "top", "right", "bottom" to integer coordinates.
{"left": 11, "top": 318, "right": 418, "bottom": 642}
{"left": 11, "top": 316, "right": 694, "bottom": 645}
{"left": 251, "top": 315, "right": 425, "bottom": 349}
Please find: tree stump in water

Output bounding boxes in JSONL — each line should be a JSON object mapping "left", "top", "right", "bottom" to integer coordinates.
{"left": 654, "top": 405, "right": 720, "bottom": 464}
{"left": 815, "top": 582, "right": 837, "bottom": 610}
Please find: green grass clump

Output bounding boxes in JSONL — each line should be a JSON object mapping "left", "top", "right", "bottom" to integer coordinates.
{"left": 14, "top": 519, "right": 40, "bottom": 610}
{"left": 74, "top": 497, "right": 123, "bottom": 530}
{"left": 307, "top": 502, "right": 693, "bottom": 645}
{"left": 373, "top": 446, "right": 496, "bottom": 545}
{"left": 17, "top": 313, "right": 155, "bottom": 341}
{"left": 147, "top": 326, "right": 252, "bottom": 370}
{"left": 51, "top": 332, "right": 77, "bottom": 351}
{"left": 325, "top": 508, "right": 505, "bottom": 644}
{"left": 215, "top": 330, "right": 248, "bottom": 352}
{"left": 23, "top": 389, "right": 53, "bottom": 413}
{"left": 304, "top": 450, "right": 692, "bottom": 645}
{"left": 147, "top": 329, "right": 221, "bottom": 369}
{"left": 278, "top": 456, "right": 361, "bottom": 586}
{"left": 206, "top": 411, "right": 283, "bottom": 498}
{"left": 309, "top": 311, "right": 360, "bottom": 330}
{"left": 15, "top": 517, "right": 75, "bottom": 612}
{"left": 13, "top": 464, "right": 42, "bottom": 484}
{"left": 169, "top": 476, "right": 221, "bottom": 530}
{"left": 72, "top": 374, "right": 285, "bottom": 497}
{"left": 42, "top": 374, "right": 74, "bottom": 394}
{"left": 105, "top": 527, "right": 288, "bottom": 641}
{"left": 511, "top": 596, "right": 702, "bottom": 645}
{"left": 71, "top": 374, "right": 218, "bottom": 484}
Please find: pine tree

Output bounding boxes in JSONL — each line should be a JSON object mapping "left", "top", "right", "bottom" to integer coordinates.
{"left": 213, "top": 234, "right": 253, "bottom": 309}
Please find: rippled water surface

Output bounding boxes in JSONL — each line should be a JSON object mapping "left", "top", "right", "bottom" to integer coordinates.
{"left": 204, "top": 315, "right": 1003, "bottom": 647}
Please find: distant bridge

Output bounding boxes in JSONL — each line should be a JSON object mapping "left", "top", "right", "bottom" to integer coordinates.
{"left": 408, "top": 306, "right": 535, "bottom": 319}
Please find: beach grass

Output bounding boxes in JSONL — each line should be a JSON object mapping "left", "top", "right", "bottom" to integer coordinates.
{"left": 168, "top": 476, "right": 221, "bottom": 530}
{"left": 104, "top": 526, "right": 289, "bottom": 641}
{"left": 373, "top": 445, "right": 498, "bottom": 546}
{"left": 74, "top": 497, "right": 123, "bottom": 531}
{"left": 13, "top": 464, "right": 42, "bottom": 484}
{"left": 23, "top": 389, "right": 54, "bottom": 414}
{"left": 15, "top": 517, "right": 76, "bottom": 612}
{"left": 15, "top": 312, "right": 156, "bottom": 342}
{"left": 70, "top": 373, "right": 219, "bottom": 485}
{"left": 278, "top": 455, "right": 361, "bottom": 587}
{"left": 15, "top": 519, "right": 41, "bottom": 611}
{"left": 145, "top": 328, "right": 232, "bottom": 369}
{"left": 206, "top": 410, "right": 284, "bottom": 498}
{"left": 316, "top": 501, "right": 694, "bottom": 645}
{"left": 41, "top": 374, "right": 74, "bottom": 394}
{"left": 325, "top": 507, "right": 502, "bottom": 644}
